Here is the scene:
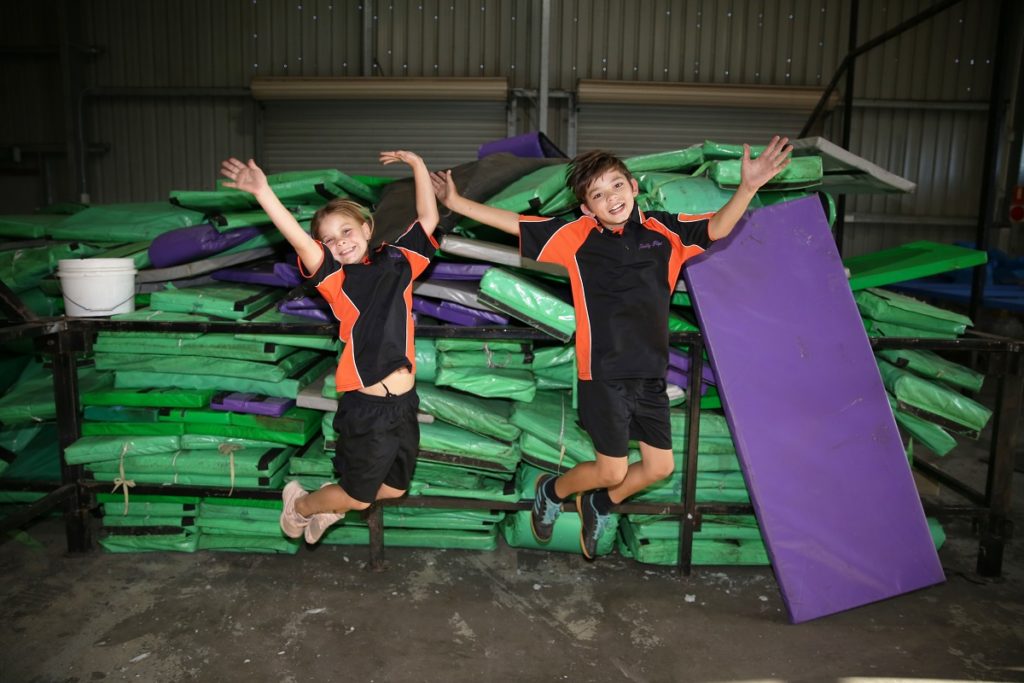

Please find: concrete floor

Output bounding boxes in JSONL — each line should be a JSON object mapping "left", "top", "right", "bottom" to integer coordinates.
{"left": 2, "top": 440, "right": 1022, "bottom": 683}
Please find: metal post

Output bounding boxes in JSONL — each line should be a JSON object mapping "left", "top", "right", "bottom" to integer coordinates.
{"left": 42, "top": 328, "right": 93, "bottom": 553}
{"left": 57, "top": 0, "right": 86, "bottom": 202}
{"left": 977, "top": 349, "right": 1022, "bottom": 577}
{"left": 362, "top": 0, "right": 374, "bottom": 77}
{"left": 538, "top": 0, "right": 550, "bottom": 134}
{"left": 970, "top": 0, "right": 1011, "bottom": 323}
{"left": 834, "top": 0, "right": 859, "bottom": 257}
{"left": 678, "top": 339, "right": 704, "bottom": 575}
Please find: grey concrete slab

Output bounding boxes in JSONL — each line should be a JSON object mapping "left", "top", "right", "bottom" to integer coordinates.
{"left": 1, "top": 431, "right": 1021, "bottom": 682}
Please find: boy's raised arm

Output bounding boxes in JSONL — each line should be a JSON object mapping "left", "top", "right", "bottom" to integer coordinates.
{"left": 220, "top": 157, "right": 323, "bottom": 273}
{"left": 431, "top": 170, "right": 521, "bottom": 236}
{"left": 380, "top": 150, "right": 439, "bottom": 235}
{"left": 707, "top": 135, "right": 793, "bottom": 241}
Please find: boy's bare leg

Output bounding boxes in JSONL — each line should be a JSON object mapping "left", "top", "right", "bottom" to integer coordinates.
{"left": 607, "top": 442, "right": 675, "bottom": 504}
{"left": 296, "top": 483, "right": 370, "bottom": 517}
{"left": 552, "top": 453, "right": 628, "bottom": 500}
{"left": 374, "top": 483, "right": 406, "bottom": 501}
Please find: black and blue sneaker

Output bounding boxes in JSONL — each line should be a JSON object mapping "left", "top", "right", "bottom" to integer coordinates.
{"left": 530, "top": 474, "right": 562, "bottom": 542}
{"left": 576, "top": 491, "right": 611, "bottom": 561}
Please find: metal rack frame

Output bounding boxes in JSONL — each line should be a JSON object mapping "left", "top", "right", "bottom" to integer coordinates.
{"left": 1, "top": 289, "right": 1019, "bottom": 576}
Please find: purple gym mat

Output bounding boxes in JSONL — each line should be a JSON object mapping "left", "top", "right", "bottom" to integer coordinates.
{"left": 148, "top": 224, "right": 262, "bottom": 268}
{"left": 683, "top": 196, "right": 944, "bottom": 623}
{"left": 668, "top": 347, "right": 717, "bottom": 385}
{"left": 211, "top": 392, "right": 295, "bottom": 417}
{"left": 412, "top": 296, "right": 510, "bottom": 326}
{"left": 665, "top": 367, "right": 708, "bottom": 395}
{"left": 477, "top": 131, "right": 567, "bottom": 159}
{"left": 279, "top": 296, "right": 333, "bottom": 322}
{"left": 423, "top": 261, "right": 492, "bottom": 281}
{"left": 212, "top": 261, "right": 302, "bottom": 288}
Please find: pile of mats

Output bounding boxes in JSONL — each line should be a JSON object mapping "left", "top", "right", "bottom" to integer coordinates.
{"left": 1, "top": 139, "right": 989, "bottom": 562}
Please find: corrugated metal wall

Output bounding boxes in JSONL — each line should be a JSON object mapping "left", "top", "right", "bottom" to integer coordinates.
{"left": 0, "top": 0, "right": 1014, "bottom": 256}
{"left": 262, "top": 101, "right": 507, "bottom": 176}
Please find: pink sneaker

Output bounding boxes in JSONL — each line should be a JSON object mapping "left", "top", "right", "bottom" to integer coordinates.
{"left": 280, "top": 480, "right": 311, "bottom": 538}
{"left": 304, "top": 483, "right": 345, "bottom": 545}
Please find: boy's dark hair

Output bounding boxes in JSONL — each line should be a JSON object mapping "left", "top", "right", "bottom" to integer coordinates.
{"left": 567, "top": 150, "right": 633, "bottom": 203}
{"left": 310, "top": 198, "right": 374, "bottom": 240}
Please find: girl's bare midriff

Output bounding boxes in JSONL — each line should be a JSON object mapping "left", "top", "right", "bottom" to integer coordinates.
{"left": 358, "top": 365, "right": 415, "bottom": 397}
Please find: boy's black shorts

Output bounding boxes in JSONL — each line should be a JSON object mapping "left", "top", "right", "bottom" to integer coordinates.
{"left": 332, "top": 388, "right": 420, "bottom": 504}
{"left": 577, "top": 378, "right": 671, "bottom": 457}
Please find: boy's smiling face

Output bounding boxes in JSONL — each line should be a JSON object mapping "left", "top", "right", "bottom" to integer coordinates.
{"left": 580, "top": 169, "right": 639, "bottom": 230}
{"left": 318, "top": 213, "right": 372, "bottom": 264}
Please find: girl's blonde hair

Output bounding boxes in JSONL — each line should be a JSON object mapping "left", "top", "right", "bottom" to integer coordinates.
{"left": 310, "top": 198, "right": 374, "bottom": 240}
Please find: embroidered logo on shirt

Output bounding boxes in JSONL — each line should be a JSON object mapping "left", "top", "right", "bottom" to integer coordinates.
{"left": 638, "top": 240, "right": 664, "bottom": 250}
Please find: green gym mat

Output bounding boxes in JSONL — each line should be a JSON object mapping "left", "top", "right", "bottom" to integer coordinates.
{"left": 477, "top": 267, "right": 575, "bottom": 342}
{"left": 149, "top": 284, "right": 283, "bottom": 321}
{"left": 855, "top": 288, "right": 972, "bottom": 336}
{"left": 844, "top": 241, "right": 987, "bottom": 291}
{"left": 434, "top": 365, "right": 537, "bottom": 402}
{"left": 417, "top": 383, "right": 521, "bottom": 442}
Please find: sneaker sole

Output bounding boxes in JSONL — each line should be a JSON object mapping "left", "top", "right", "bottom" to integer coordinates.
{"left": 529, "top": 475, "right": 555, "bottom": 543}
{"left": 575, "top": 495, "right": 596, "bottom": 561}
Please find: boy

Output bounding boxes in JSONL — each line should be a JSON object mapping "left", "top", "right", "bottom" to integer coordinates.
{"left": 432, "top": 136, "right": 792, "bottom": 559}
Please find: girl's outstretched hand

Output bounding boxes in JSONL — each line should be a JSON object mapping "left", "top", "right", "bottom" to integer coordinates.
{"left": 740, "top": 136, "right": 793, "bottom": 192}
{"left": 220, "top": 158, "right": 268, "bottom": 195}
{"left": 379, "top": 150, "right": 425, "bottom": 168}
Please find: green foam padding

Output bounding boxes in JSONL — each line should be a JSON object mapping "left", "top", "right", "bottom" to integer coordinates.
{"left": 878, "top": 360, "right": 993, "bottom": 436}
{"left": 477, "top": 268, "right": 575, "bottom": 342}
{"left": 417, "top": 383, "right": 520, "bottom": 442}
{"left": 434, "top": 366, "right": 537, "bottom": 403}
{"left": 81, "top": 387, "right": 216, "bottom": 409}
{"left": 855, "top": 288, "right": 972, "bottom": 336}
{"left": 48, "top": 202, "right": 206, "bottom": 242}
{"left": 114, "top": 354, "right": 334, "bottom": 400}
{"left": 319, "top": 524, "right": 498, "bottom": 550}
{"left": 149, "top": 284, "right": 282, "bottom": 321}
{"left": 99, "top": 529, "right": 200, "bottom": 553}
{"left": 845, "top": 241, "right": 987, "bottom": 291}
{"left": 876, "top": 348, "right": 984, "bottom": 393}
{"left": 94, "top": 333, "right": 300, "bottom": 362}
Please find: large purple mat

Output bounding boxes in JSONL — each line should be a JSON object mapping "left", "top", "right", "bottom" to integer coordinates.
{"left": 683, "top": 196, "right": 944, "bottom": 623}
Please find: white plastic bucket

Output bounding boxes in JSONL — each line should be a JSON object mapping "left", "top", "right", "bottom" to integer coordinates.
{"left": 56, "top": 258, "right": 137, "bottom": 317}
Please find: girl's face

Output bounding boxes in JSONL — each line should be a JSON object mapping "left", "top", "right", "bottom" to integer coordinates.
{"left": 317, "top": 213, "right": 372, "bottom": 264}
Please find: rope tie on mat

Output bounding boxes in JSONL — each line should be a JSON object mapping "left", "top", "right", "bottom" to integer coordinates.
{"left": 218, "top": 443, "right": 242, "bottom": 496}
{"left": 111, "top": 442, "right": 135, "bottom": 515}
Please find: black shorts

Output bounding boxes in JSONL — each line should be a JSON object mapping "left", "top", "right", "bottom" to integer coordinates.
{"left": 577, "top": 378, "right": 671, "bottom": 457}
{"left": 332, "top": 388, "right": 420, "bottom": 504}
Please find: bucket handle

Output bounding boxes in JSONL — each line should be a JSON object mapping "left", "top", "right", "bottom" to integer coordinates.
{"left": 63, "top": 292, "right": 136, "bottom": 314}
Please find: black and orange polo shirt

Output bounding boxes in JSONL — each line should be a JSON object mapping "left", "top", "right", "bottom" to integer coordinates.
{"left": 520, "top": 206, "right": 713, "bottom": 381}
{"left": 300, "top": 221, "right": 437, "bottom": 392}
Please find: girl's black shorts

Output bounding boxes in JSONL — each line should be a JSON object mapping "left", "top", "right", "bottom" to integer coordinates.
{"left": 332, "top": 387, "right": 420, "bottom": 504}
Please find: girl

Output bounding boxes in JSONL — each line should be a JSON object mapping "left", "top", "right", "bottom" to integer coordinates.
{"left": 221, "top": 151, "right": 439, "bottom": 543}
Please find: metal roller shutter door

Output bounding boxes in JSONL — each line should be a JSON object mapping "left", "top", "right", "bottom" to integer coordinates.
{"left": 578, "top": 103, "right": 812, "bottom": 157}
{"left": 262, "top": 100, "right": 507, "bottom": 176}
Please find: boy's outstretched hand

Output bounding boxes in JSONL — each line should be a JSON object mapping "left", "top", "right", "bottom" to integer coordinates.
{"left": 740, "top": 135, "right": 793, "bottom": 192}
{"left": 220, "top": 157, "right": 268, "bottom": 195}
{"left": 430, "top": 170, "right": 458, "bottom": 206}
